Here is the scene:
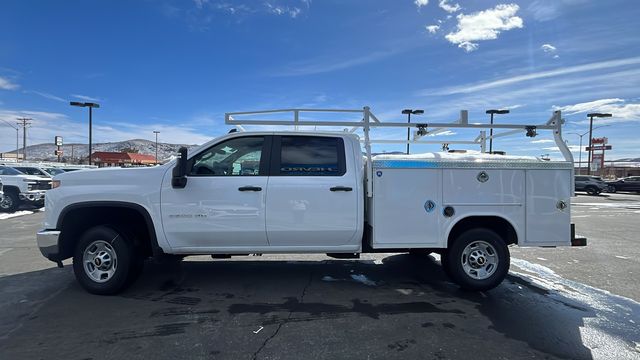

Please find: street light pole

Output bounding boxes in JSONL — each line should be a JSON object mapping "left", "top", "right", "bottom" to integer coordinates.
{"left": 485, "top": 109, "right": 510, "bottom": 154}
{"left": 153, "top": 130, "right": 160, "bottom": 164}
{"left": 70, "top": 102, "right": 100, "bottom": 165}
{"left": 401, "top": 109, "right": 424, "bottom": 154}
{"left": 586, "top": 113, "right": 612, "bottom": 175}
{"left": 568, "top": 125, "right": 610, "bottom": 175}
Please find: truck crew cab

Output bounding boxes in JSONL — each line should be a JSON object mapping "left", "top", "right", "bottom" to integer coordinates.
{"left": 37, "top": 107, "right": 586, "bottom": 294}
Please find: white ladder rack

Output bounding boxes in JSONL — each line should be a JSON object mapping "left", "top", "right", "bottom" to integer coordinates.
{"left": 225, "top": 107, "right": 572, "bottom": 196}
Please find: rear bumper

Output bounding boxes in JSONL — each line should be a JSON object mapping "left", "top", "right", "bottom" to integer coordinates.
{"left": 571, "top": 224, "right": 587, "bottom": 246}
{"left": 37, "top": 229, "right": 61, "bottom": 261}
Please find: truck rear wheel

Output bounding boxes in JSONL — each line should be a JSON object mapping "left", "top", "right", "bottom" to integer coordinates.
{"left": 444, "top": 228, "right": 509, "bottom": 291}
{"left": 73, "top": 226, "right": 137, "bottom": 295}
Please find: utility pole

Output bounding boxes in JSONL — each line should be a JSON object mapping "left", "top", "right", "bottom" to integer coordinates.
{"left": 16, "top": 117, "right": 32, "bottom": 161}
{"left": 153, "top": 130, "right": 160, "bottom": 164}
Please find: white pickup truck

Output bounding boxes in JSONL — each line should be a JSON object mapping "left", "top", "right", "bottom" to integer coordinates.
{"left": 0, "top": 165, "right": 50, "bottom": 212}
{"left": 37, "top": 107, "right": 586, "bottom": 295}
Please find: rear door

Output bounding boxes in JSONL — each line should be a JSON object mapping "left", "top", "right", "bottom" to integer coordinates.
{"left": 265, "top": 135, "right": 359, "bottom": 247}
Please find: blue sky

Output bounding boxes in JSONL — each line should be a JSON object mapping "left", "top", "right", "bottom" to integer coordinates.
{"left": 0, "top": 0, "right": 639, "bottom": 160}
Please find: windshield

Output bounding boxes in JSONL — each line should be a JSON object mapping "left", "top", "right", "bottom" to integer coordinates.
{"left": 45, "top": 168, "right": 65, "bottom": 175}
{"left": 0, "top": 166, "right": 24, "bottom": 175}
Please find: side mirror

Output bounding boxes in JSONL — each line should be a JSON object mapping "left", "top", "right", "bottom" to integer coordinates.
{"left": 172, "top": 147, "right": 188, "bottom": 189}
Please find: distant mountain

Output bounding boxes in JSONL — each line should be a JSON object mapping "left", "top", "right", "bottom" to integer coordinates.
{"left": 613, "top": 158, "right": 640, "bottom": 162}
{"left": 3, "top": 139, "right": 199, "bottom": 162}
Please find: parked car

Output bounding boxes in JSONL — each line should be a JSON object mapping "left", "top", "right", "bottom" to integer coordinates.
{"left": 574, "top": 175, "right": 608, "bottom": 195}
{"left": 0, "top": 178, "right": 4, "bottom": 202}
{"left": 606, "top": 176, "right": 640, "bottom": 193}
{"left": 12, "top": 166, "right": 54, "bottom": 178}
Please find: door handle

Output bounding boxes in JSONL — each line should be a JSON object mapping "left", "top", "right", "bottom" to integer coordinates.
{"left": 238, "top": 186, "right": 262, "bottom": 192}
{"left": 330, "top": 186, "right": 353, "bottom": 192}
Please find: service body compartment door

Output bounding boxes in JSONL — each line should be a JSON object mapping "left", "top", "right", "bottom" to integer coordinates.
{"left": 372, "top": 168, "right": 442, "bottom": 248}
{"left": 524, "top": 169, "right": 571, "bottom": 246}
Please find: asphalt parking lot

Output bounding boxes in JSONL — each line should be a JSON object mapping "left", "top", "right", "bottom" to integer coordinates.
{"left": 0, "top": 193, "right": 639, "bottom": 359}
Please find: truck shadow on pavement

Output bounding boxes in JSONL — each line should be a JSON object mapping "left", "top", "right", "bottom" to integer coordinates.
{"left": 0, "top": 254, "right": 600, "bottom": 360}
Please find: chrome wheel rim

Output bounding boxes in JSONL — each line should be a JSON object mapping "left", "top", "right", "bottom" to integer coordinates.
{"left": 0, "top": 195, "right": 13, "bottom": 209}
{"left": 83, "top": 240, "right": 118, "bottom": 283}
{"left": 461, "top": 241, "right": 498, "bottom": 280}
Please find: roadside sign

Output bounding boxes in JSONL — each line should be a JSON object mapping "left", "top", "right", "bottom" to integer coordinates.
{"left": 54, "top": 150, "right": 63, "bottom": 156}
{"left": 586, "top": 145, "right": 612, "bottom": 151}
{"left": 55, "top": 136, "right": 63, "bottom": 146}
{"left": 591, "top": 154, "right": 603, "bottom": 172}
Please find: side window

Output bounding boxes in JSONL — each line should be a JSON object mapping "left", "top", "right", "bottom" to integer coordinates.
{"left": 278, "top": 136, "right": 345, "bottom": 176}
{"left": 189, "top": 136, "right": 264, "bottom": 176}
{"left": 575, "top": 176, "right": 586, "bottom": 181}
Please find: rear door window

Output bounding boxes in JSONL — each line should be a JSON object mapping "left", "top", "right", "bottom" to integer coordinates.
{"left": 274, "top": 136, "right": 346, "bottom": 176}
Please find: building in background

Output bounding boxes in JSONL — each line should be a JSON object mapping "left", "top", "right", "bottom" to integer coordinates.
{"left": 91, "top": 152, "right": 156, "bottom": 168}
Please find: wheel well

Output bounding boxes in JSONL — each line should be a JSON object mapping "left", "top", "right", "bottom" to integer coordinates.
{"left": 447, "top": 216, "right": 518, "bottom": 247}
{"left": 3, "top": 186, "right": 20, "bottom": 195}
{"left": 58, "top": 205, "right": 156, "bottom": 260}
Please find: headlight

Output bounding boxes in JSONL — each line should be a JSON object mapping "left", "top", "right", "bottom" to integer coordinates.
{"left": 52, "top": 180, "right": 61, "bottom": 189}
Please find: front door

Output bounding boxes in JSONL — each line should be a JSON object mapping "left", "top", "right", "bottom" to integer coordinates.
{"left": 265, "top": 135, "right": 359, "bottom": 248}
{"left": 160, "top": 135, "right": 270, "bottom": 251}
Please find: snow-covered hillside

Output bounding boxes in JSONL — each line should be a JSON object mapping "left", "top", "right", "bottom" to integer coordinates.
{"left": 3, "top": 139, "right": 199, "bottom": 162}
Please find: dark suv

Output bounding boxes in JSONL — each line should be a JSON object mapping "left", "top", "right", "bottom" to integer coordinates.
{"left": 606, "top": 176, "right": 640, "bottom": 193}
{"left": 574, "top": 175, "right": 607, "bottom": 195}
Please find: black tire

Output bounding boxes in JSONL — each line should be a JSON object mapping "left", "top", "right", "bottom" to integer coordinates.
{"left": 586, "top": 186, "right": 598, "bottom": 196}
{"left": 607, "top": 185, "right": 616, "bottom": 193}
{"left": 440, "top": 252, "right": 453, "bottom": 279}
{"left": 444, "top": 228, "right": 510, "bottom": 291}
{"left": 73, "top": 226, "right": 136, "bottom": 295}
{"left": 0, "top": 190, "right": 20, "bottom": 213}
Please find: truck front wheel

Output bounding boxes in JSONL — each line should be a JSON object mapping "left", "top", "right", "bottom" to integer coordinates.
{"left": 444, "top": 228, "right": 510, "bottom": 291}
{"left": 73, "top": 226, "right": 138, "bottom": 295}
{"left": 0, "top": 190, "right": 20, "bottom": 213}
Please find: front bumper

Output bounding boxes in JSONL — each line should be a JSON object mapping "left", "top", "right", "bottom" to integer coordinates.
{"left": 20, "top": 190, "right": 46, "bottom": 202}
{"left": 37, "top": 229, "right": 61, "bottom": 261}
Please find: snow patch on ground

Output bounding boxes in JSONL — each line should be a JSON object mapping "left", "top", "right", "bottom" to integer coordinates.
{"left": 511, "top": 258, "right": 640, "bottom": 359}
{"left": 0, "top": 211, "right": 34, "bottom": 220}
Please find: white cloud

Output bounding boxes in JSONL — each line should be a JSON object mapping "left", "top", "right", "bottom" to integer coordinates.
{"left": 553, "top": 98, "right": 640, "bottom": 122}
{"left": 265, "top": 3, "right": 301, "bottom": 18}
{"left": 541, "top": 43, "right": 556, "bottom": 52}
{"left": 25, "top": 90, "right": 66, "bottom": 102}
{"left": 0, "top": 76, "right": 18, "bottom": 90}
{"left": 420, "top": 56, "right": 640, "bottom": 96}
{"left": 276, "top": 47, "right": 404, "bottom": 76}
{"left": 426, "top": 24, "right": 440, "bottom": 34}
{"left": 445, "top": 4, "right": 524, "bottom": 52}
{"left": 438, "top": 0, "right": 460, "bottom": 13}
{"left": 72, "top": 94, "right": 102, "bottom": 102}
{"left": 415, "top": 0, "right": 429, "bottom": 8}
{"left": 530, "top": 139, "right": 554, "bottom": 143}
{"left": 458, "top": 42, "right": 478, "bottom": 52}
